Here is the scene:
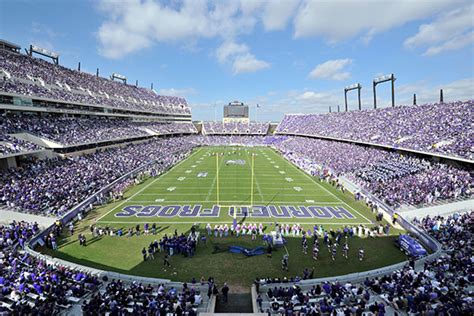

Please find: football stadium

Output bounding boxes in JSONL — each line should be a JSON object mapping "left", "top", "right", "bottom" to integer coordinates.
{"left": 0, "top": 1, "right": 473, "bottom": 315}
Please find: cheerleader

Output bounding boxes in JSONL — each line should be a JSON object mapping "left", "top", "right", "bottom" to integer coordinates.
{"left": 224, "top": 224, "right": 229, "bottom": 237}
{"left": 359, "top": 247, "right": 365, "bottom": 261}
{"left": 297, "top": 224, "right": 302, "bottom": 236}
{"left": 343, "top": 242, "right": 349, "bottom": 259}
{"left": 331, "top": 244, "right": 337, "bottom": 261}
{"left": 312, "top": 243, "right": 319, "bottom": 260}
{"left": 285, "top": 224, "right": 290, "bottom": 236}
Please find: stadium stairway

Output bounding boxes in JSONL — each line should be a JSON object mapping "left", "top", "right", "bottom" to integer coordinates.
{"left": 215, "top": 293, "right": 254, "bottom": 313}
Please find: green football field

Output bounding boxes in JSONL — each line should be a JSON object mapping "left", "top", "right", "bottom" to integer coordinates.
{"left": 96, "top": 146, "right": 374, "bottom": 226}
{"left": 42, "top": 146, "right": 407, "bottom": 287}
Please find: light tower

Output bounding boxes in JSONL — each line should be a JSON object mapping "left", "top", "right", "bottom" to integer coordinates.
{"left": 344, "top": 83, "right": 362, "bottom": 111}
{"left": 373, "top": 74, "right": 396, "bottom": 109}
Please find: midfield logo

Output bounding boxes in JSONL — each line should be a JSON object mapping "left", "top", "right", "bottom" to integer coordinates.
{"left": 225, "top": 159, "right": 246, "bottom": 166}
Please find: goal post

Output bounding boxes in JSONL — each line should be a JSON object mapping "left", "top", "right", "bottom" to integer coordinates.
{"left": 216, "top": 153, "right": 220, "bottom": 207}
{"left": 250, "top": 152, "right": 255, "bottom": 210}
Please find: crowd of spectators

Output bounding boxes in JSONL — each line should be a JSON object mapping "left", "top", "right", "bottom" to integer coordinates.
{"left": 258, "top": 211, "right": 473, "bottom": 315}
{"left": 1, "top": 113, "right": 197, "bottom": 146}
{"left": 0, "top": 49, "right": 190, "bottom": 115}
{"left": 0, "top": 221, "right": 100, "bottom": 314}
{"left": 277, "top": 101, "right": 473, "bottom": 160}
{"left": 0, "top": 221, "right": 39, "bottom": 251}
{"left": 262, "top": 281, "right": 382, "bottom": 315}
{"left": 272, "top": 136, "right": 472, "bottom": 207}
{"left": 140, "top": 121, "right": 198, "bottom": 135}
{"left": 202, "top": 121, "right": 270, "bottom": 135}
{"left": 363, "top": 211, "right": 473, "bottom": 314}
{"left": 356, "top": 162, "right": 472, "bottom": 206}
{"left": 198, "top": 135, "right": 267, "bottom": 146}
{"left": 81, "top": 280, "right": 202, "bottom": 315}
{"left": 276, "top": 136, "right": 391, "bottom": 174}
{"left": 1, "top": 114, "right": 43, "bottom": 156}
{"left": 413, "top": 211, "right": 472, "bottom": 251}
{"left": 0, "top": 219, "right": 211, "bottom": 315}
{"left": 0, "top": 132, "right": 470, "bottom": 216}
{"left": 0, "top": 134, "right": 41, "bottom": 157}
{"left": 0, "top": 136, "right": 197, "bottom": 216}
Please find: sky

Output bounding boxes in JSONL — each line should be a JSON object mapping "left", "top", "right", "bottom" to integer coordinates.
{"left": 0, "top": 0, "right": 473, "bottom": 122}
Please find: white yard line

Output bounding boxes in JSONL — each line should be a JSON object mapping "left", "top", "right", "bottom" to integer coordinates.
{"left": 274, "top": 150, "right": 373, "bottom": 224}
{"left": 95, "top": 148, "right": 203, "bottom": 223}
{"left": 205, "top": 160, "right": 220, "bottom": 202}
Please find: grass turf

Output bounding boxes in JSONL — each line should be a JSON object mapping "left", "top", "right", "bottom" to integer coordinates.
{"left": 40, "top": 146, "right": 407, "bottom": 288}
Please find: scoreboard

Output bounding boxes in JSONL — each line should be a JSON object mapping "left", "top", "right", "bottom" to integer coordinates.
{"left": 224, "top": 101, "right": 249, "bottom": 122}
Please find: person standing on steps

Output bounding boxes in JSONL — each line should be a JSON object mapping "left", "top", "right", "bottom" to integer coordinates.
{"left": 212, "top": 283, "right": 219, "bottom": 299}
{"left": 392, "top": 213, "right": 398, "bottom": 225}
{"left": 221, "top": 283, "right": 229, "bottom": 303}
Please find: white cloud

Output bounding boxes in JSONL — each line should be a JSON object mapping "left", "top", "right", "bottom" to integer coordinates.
{"left": 309, "top": 59, "right": 352, "bottom": 80}
{"left": 216, "top": 41, "right": 249, "bottom": 64}
{"left": 96, "top": 0, "right": 259, "bottom": 59}
{"left": 97, "top": 0, "right": 465, "bottom": 56}
{"left": 293, "top": 0, "right": 457, "bottom": 43}
{"left": 396, "top": 78, "right": 474, "bottom": 105}
{"left": 262, "top": 0, "right": 300, "bottom": 31}
{"left": 95, "top": 0, "right": 470, "bottom": 72}
{"left": 232, "top": 53, "right": 270, "bottom": 74}
{"left": 216, "top": 41, "right": 270, "bottom": 74}
{"left": 423, "top": 31, "right": 474, "bottom": 56}
{"left": 97, "top": 0, "right": 271, "bottom": 73}
{"left": 404, "top": 6, "right": 474, "bottom": 56}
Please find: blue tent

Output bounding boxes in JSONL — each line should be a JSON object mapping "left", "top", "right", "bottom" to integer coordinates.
{"left": 398, "top": 234, "right": 427, "bottom": 258}
{"left": 228, "top": 246, "right": 266, "bottom": 257}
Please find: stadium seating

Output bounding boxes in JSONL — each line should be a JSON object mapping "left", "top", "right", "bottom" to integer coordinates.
{"left": 0, "top": 133, "right": 470, "bottom": 215}
{"left": 0, "top": 50, "right": 190, "bottom": 115}
{"left": 274, "top": 136, "right": 472, "bottom": 207}
{"left": 0, "top": 114, "right": 197, "bottom": 146}
{"left": 0, "top": 221, "right": 211, "bottom": 315}
{"left": 202, "top": 121, "right": 270, "bottom": 135}
{"left": 255, "top": 211, "right": 473, "bottom": 315}
{"left": 139, "top": 121, "right": 198, "bottom": 135}
{"left": 276, "top": 101, "right": 473, "bottom": 160}
{"left": 0, "top": 136, "right": 198, "bottom": 216}
{"left": 81, "top": 279, "right": 205, "bottom": 315}
{"left": 198, "top": 135, "right": 268, "bottom": 145}
{"left": 0, "top": 221, "right": 101, "bottom": 315}
{"left": 0, "top": 134, "right": 41, "bottom": 157}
